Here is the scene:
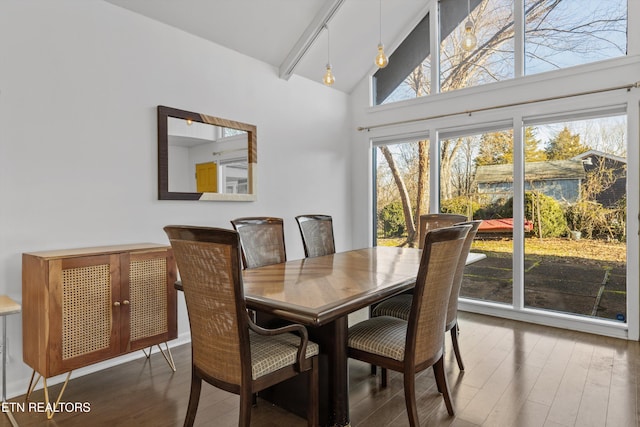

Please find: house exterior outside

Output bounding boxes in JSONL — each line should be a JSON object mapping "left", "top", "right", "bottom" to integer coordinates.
{"left": 475, "top": 150, "right": 627, "bottom": 207}
{"left": 572, "top": 150, "right": 627, "bottom": 208}
{"left": 475, "top": 159, "right": 586, "bottom": 204}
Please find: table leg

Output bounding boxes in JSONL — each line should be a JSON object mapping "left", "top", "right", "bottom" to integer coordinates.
{"left": 314, "top": 316, "right": 350, "bottom": 427}
{"left": 254, "top": 312, "right": 351, "bottom": 426}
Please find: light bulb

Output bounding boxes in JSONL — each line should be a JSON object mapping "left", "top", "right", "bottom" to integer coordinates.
{"left": 186, "top": 119, "right": 193, "bottom": 126}
{"left": 375, "top": 43, "right": 388, "bottom": 68}
{"left": 323, "top": 64, "right": 335, "bottom": 86}
{"left": 461, "top": 20, "right": 477, "bottom": 52}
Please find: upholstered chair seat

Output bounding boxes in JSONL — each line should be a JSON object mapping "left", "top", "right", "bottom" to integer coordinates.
{"left": 249, "top": 330, "right": 319, "bottom": 380}
{"left": 371, "top": 294, "right": 413, "bottom": 321}
{"left": 348, "top": 315, "right": 407, "bottom": 361}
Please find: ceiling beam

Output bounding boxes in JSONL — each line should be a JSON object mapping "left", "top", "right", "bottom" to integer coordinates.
{"left": 278, "top": 0, "right": 346, "bottom": 80}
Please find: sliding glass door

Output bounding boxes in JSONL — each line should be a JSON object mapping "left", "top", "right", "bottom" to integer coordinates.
{"left": 372, "top": 108, "right": 632, "bottom": 337}
{"left": 522, "top": 113, "right": 627, "bottom": 322}
{"left": 438, "top": 126, "right": 514, "bottom": 305}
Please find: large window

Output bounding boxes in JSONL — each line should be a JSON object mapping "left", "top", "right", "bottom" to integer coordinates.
{"left": 374, "top": 137, "right": 430, "bottom": 246}
{"left": 373, "top": 0, "right": 628, "bottom": 106}
{"left": 373, "top": 108, "right": 631, "bottom": 336}
{"left": 522, "top": 114, "right": 627, "bottom": 321}
{"left": 373, "top": 14, "right": 431, "bottom": 105}
{"left": 439, "top": 0, "right": 514, "bottom": 92}
{"left": 439, "top": 127, "right": 514, "bottom": 305}
{"left": 525, "top": 0, "right": 628, "bottom": 75}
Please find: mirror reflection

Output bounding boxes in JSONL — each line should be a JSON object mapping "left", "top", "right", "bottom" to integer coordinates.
{"left": 158, "top": 106, "right": 257, "bottom": 201}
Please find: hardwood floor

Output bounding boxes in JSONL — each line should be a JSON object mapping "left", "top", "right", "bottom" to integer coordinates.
{"left": 5, "top": 312, "right": 638, "bottom": 427}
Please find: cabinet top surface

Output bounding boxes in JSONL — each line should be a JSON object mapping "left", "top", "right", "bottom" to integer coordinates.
{"left": 23, "top": 243, "right": 170, "bottom": 259}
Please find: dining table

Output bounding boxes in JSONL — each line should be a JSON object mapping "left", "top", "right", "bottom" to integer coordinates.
{"left": 240, "top": 246, "right": 486, "bottom": 427}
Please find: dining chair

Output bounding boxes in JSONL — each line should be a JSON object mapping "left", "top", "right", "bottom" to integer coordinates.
{"left": 418, "top": 213, "right": 467, "bottom": 248}
{"left": 369, "top": 212, "right": 467, "bottom": 376}
{"left": 371, "top": 220, "right": 482, "bottom": 371}
{"left": 164, "top": 225, "right": 319, "bottom": 427}
{"left": 295, "top": 214, "right": 335, "bottom": 258}
{"left": 231, "top": 217, "right": 286, "bottom": 269}
{"left": 347, "top": 224, "right": 471, "bottom": 424}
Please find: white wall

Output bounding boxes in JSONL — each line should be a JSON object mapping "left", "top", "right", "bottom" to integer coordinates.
{"left": 0, "top": 0, "right": 352, "bottom": 397}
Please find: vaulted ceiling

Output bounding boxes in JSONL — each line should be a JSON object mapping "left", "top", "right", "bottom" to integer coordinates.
{"left": 104, "top": 0, "right": 431, "bottom": 93}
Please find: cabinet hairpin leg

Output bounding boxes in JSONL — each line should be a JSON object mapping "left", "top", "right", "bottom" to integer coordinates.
{"left": 43, "top": 373, "right": 72, "bottom": 420}
{"left": 25, "top": 370, "right": 72, "bottom": 420}
{"left": 25, "top": 370, "right": 39, "bottom": 402}
{"left": 142, "top": 342, "right": 176, "bottom": 372}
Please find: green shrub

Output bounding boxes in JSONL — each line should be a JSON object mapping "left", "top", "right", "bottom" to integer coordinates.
{"left": 440, "top": 196, "right": 480, "bottom": 218}
{"left": 500, "top": 192, "right": 568, "bottom": 238}
{"left": 474, "top": 197, "right": 511, "bottom": 220}
{"left": 378, "top": 202, "right": 406, "bottom": 238}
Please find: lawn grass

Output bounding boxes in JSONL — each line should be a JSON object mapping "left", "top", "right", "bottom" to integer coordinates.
{"left": 378, "top": 236, "right": 626, "bottom": 264}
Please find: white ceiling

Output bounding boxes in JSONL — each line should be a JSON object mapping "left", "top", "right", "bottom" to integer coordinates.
{"left": 103, "top": 0, "right": 431, "bottom": 93}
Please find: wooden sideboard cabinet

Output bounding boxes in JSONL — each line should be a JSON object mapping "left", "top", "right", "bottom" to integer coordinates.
{"left": 22, "top": 243, "right": 177, "bottom": 382}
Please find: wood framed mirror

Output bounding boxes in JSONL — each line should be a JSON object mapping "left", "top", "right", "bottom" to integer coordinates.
{"left": 157, "top": 105, "right": 257, "bottom": 201}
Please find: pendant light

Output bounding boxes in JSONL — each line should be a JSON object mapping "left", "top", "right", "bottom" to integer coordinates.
{"left": 375, "top": 0, "right": 388, "bottom": 68}
{"left": 461, "top": 0, "right": 477, "bottom": 52}
{"left": 322, "top": 25, "right": 335, "bottom": 86}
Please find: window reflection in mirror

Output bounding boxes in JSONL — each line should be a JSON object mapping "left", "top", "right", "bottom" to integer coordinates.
{"left": 158, "top": 106, "right": 257, "bottom": 201}
{"left": 167, "top": 117, "right": 248, "bottom": 194}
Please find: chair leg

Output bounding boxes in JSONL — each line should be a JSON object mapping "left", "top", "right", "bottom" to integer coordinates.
{"left": 451, "top": 322, "right": 465, "bottom": 371}
{"left": 433, "top": 356, "right": 455, "bottom": 416}
{"left": 239, "top": 389, "right": 252, "bottom": 427}
{"left": 307, "top": 357, "right": 319, "bottom": 427}
{"left": 381, "top": 367, "right": 388, "bottom": 388}
{"left": 403, "top": 371, "right": 419, "bottom": 427}
{"left": 184, "top": 370, "right": 202, "bottom": 427}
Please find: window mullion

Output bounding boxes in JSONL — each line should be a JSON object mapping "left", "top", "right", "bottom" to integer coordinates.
{"left": 513, "top": 116, "right": 524, "bottom": 310}
{"left": 431, "top": 1, "right": 440, "bottom": 95}
{"left": 514, "top": 0, "right": 524, "bottom": 77}
{"left": 429, "top": 128, "right": 440, "bottom": 213}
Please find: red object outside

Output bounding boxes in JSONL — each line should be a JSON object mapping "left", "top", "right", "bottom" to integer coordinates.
{"left": 478, "top": 218, "right": 533, "bottom": 233}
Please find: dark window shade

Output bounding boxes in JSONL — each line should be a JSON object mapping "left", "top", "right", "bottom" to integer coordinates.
{"left": 439, "top": 0, "right": 483, "bottom": 40}
{"left": 373, "top": 0, "right": 482, "bottom": 105}
{"left": 373, "top": 13, "right": 430, "bottom": 105}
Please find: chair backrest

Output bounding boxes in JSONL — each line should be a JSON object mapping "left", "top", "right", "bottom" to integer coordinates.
{"left": 406, "top": 224, "right": 471, "bottom": 367}
{"left": 164, "top": 225, "right": 249, "bottom": 387}
{"left": 295, "top": 214, "right": 336, "bottom": 258}
{"left": 445, "top": 220, "right": 482, "bottom": 329}
{"left": 418, "top": 213, "right": 468, "bottom": 249}
{"left": 230, "top": 217, "right": 286, "bottom": 269}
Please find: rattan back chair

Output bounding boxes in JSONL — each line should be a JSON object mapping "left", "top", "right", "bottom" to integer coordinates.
{"left": 348, "top": 225, "right": 471, "bottom": 424}
{"left": 231, "top": 217, "right": 286, "bottom": 269}
{"left": 164, "top": 225, "right": 319, "bottom": 427}
{"left": 372, "top": 220, "right": 481, "bottom": 371}
{"left": 418, "top": 213, "right": 467, "bottom": 248}
{"left": 295, "top": 214, "right": 336, "bottom": 258}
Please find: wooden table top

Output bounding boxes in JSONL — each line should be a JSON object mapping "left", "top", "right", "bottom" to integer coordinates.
{"left": 243, "top": 247, "right": 486, "bottom": 327}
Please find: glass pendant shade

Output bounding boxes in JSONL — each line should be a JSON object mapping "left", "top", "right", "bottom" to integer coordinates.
{"left": 375, "top": 43, "right": 388, "bottom": 68}
{"left": 462, "top": 20, "right": 477, "bottom": 51}
{"left": 323, "top": 64, "right": 335, "bottom": 86}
